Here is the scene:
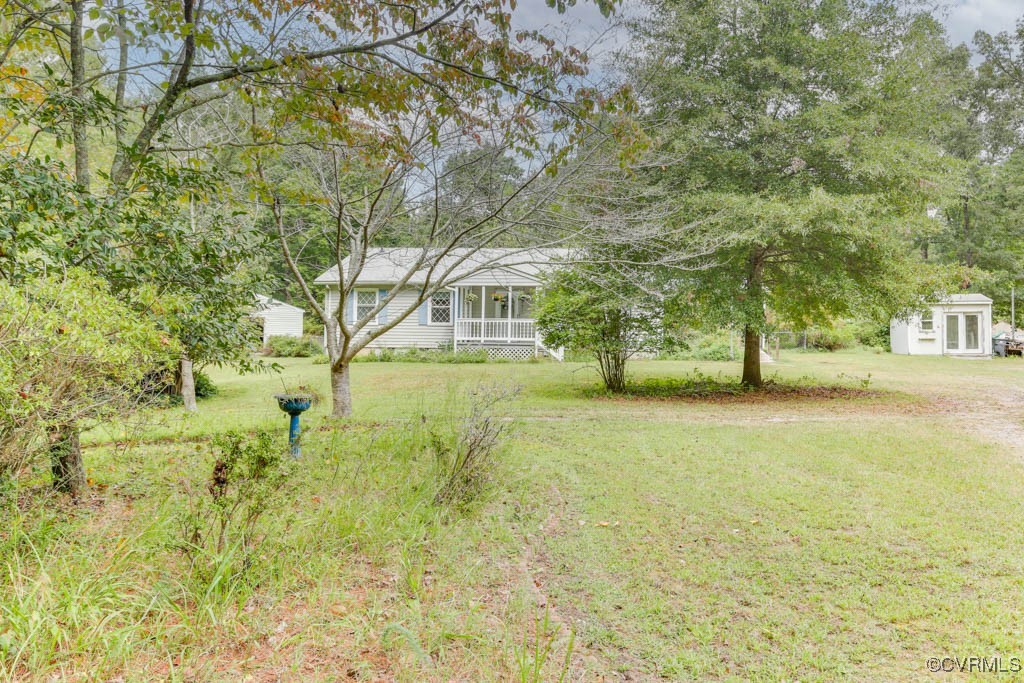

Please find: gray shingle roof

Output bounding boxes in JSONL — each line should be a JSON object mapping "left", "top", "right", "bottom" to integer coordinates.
{"left": 313, "top": 247, "right": 570, "bottom": 287}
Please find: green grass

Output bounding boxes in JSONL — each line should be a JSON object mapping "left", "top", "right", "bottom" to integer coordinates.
{"left": 7, "top": 349, "right": 1024, "bottom": 680}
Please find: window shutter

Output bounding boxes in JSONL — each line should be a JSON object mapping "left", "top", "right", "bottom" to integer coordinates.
{"left": 347, "top": 291, "right": 355, "bottom": 324}
{"left": 418, "top": 292, "right": 428, "bottom": 325}
{"left": 378, "top": 289, "right": 389, "bottom": 324}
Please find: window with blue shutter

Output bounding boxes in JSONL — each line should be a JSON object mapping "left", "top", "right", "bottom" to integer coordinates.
{"left": 378, "top": 289, "right": 389, "bottom": 324}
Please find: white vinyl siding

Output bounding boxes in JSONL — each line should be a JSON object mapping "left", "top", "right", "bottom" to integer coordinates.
{"left": 324, "top": 286, "right": 453, "bottom": 349}
{"left": 253, "top": 304, "right": 304, "bottom": 346}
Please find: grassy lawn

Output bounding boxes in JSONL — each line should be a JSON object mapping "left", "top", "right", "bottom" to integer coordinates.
{"left": 6, "top": 350, "right": 1024, "bottom": 680}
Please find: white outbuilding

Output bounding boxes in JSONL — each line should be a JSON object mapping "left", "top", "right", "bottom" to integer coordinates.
{"left": 252, "top": 294, "right": 305, "bottom": 346}
{"left": 890, "top": 294, "right": 993, "bottom": 357}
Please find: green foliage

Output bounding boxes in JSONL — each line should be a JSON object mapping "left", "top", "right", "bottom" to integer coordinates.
{"left": 0, "top": 270, "right": 174, "bottom": 474}
{"left": 660, "top": 331, "right": 733, "bottom": 361}
{"left": 633, "top": 0, "right": 965, "bottom": 382}
{"left": 264, "top": 335, "right": 323, "bottom": 358}
{"left": 536, "top": 269, "right": 664, "bottom": 392}
{"left": 177, "top": 430, "right": 292, "bottom": 565}
{"left": 849, "top": 320, "right": 891, "bottom": 350}
{"left": 193, "top": 370, "right": 219, "bottom": 399}
{"left": 352, "top": 348, "right": 490, "bottom": 364}
{"left": 806, "top": 325, "right": 857, "bottom": 352}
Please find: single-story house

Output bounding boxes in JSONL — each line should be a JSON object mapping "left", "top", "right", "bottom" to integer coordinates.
{"left": 252, "top": 294, "right": 305, "bottom": 346}
{"left": 890, "top": 293, "right": 993, "bottom": 357}
{"left": 313, "top": 248, "right": 566, "bottom": 360}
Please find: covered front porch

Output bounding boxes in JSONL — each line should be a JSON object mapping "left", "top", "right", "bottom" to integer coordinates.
{"left": 453, "top": 285, "right": 536, "bottom": 344}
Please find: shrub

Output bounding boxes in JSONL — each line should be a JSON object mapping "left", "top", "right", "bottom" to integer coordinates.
{"left": 0, "top": 271, "right": 174, "bottom": 480}
{"left": 660, "top": 331, "right": 734, "bottom": 361}
{"left": 264, "top": 335, "right": 322, "bottom": 357}
{"left": 849, "top": 320, "right": 890, "bottom": 349}
{"left": 536, "top": 270, "right": 665, "bottom": 392}
{"left": 176, "top": 430, "right": 292, "bottom": 566}
{"left": 429, "top": 384, "right": 519, "bottom": 509}
{"left": 353, "top": 348, "right": 490, "bottom": 363}
{"left": 193, "top": 370, "right": 218, "bottom": 399}
{"left": 806, "top": 324, "right": 857, "bottom": 351}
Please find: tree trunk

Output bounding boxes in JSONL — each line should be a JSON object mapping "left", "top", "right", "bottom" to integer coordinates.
{"left": 70, "top": 0, "right": 90, "bottom": 190}
{"left": 50, "top": 425, "right": 86, "bottom": 497}
{"left": 596, "top": 350, "right": 627, "bottom": 393}
{"left": 741, "top": 324, "right": 762, "bottom": 388}
{"left": 180, "top": 356, "right": 198, "bottom": 412}
{"left": 962, "top": 194, "right": 972, "bottom": 267}
{"left": 331, "top": 361, "right": 353, "bottom": 417}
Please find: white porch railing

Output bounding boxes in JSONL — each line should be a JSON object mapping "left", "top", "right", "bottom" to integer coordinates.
{"left": 456, "top": 318, "right": 536, "bottom": 342}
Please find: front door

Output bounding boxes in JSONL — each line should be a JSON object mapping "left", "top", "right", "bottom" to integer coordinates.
{"left": 945, "top": 313, "right": 982, "bottom": 353}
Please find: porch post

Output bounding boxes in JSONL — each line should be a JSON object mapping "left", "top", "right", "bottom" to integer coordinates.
{"left": 453, "top": 288, "right": 459, "bottom": 353}
{"left": 507, "top": 285, "right": 513, "bottom": 343}
{"left": 480, "top": 285, "right": 485, "bottom": 343}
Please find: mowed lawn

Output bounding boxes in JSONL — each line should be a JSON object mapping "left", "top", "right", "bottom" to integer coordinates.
{"left": 7, "top": 351, "right": 1024, "bottom": 681}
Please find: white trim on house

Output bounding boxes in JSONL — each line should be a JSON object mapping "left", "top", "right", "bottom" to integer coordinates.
{"left": 354, "top": 288, "right": 382, "bottom": 325}
{"left": 427, "top": 289, "right": 453, "bottom": 326}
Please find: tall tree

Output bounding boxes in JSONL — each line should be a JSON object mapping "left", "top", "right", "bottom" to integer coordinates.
{"left": 630, "top": 0, "right": 963, "bottom": 385}
{"left": 255, "top": 117, "right": 618, "bottom": 416}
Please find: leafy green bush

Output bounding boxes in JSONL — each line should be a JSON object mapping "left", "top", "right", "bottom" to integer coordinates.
{"left": 264, "top": 335, "right": 322, "bottom": 357}
{"left": 806, "top": 324, "right": 857, "bottom": 351}
{"left": 352, "top": 348, "right": 490, "bottom": 363}
{"left": 193, "top": 370, "right": 218, "bottom": 398}
{"left": 659, "top": 332, "right": 733, "bottom": 361}
{"left": 176, "top": 430, "right": 293, "bottom": 570}
{"left": 849, "top": 320, "right": 890, "bottom": 349}
{"left": 311, "top": 353, "right": 330, "bottom": 365}
{"left": 0, "top": 271, "right": 174, "bottom": 478}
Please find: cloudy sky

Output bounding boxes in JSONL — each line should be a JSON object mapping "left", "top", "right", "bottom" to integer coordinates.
{"left": 942, "top": 0, "right": 1022, "bottom": 47}
{"left": 514, "top": 0, "right": 1023, "bottom": 62}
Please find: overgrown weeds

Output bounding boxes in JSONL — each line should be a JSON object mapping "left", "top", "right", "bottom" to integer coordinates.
{"left": 175, "top": 430, "right": 293, "bottom": 583}
{"left": 428, "top": 383, "right": 519, "bottom": 509}
{"left": 510, "top": 608, "right": 575, "bottom": 683}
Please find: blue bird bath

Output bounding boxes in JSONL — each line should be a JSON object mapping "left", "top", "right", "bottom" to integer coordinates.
{"left": 274, "top": 394, "right": 312, "bottom": 457}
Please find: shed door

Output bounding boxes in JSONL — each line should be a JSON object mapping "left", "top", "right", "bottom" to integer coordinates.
{"left": 945, "top": 314, "right": 959, "bottom": 351}
{"left": 945, "top": 312, "right": 983, "bottom": 353}
{"left": 964, "top": 314, "right": 981, "bottom": 351}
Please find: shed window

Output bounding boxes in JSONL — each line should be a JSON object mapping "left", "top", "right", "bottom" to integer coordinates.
{"left": 429, "top": 291, "right": 452, "bottom": 324}
{"left": 356, "top": 289, "right": 378, "bottom": 322}
{"left": 920, "top": 312, "right": 933, "bottom": 331}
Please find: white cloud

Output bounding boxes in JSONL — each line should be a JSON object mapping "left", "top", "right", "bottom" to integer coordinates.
{"left": 940, "top": 0, "right": 1021, "bottom": 48}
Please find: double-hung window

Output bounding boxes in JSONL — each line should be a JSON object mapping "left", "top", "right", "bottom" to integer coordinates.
{"left": 428, "top": 290, "right": 452, "bottom": 324}
{"left": 920, "top": 312, "right": 933, "bottom": 332}
{"left": 355, "top": 289, "right": 379, "bottom": 323}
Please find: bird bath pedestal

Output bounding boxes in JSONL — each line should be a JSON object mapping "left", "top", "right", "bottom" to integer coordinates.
{"left": 274, "top": 394, "right": 312, "bottom": 458}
